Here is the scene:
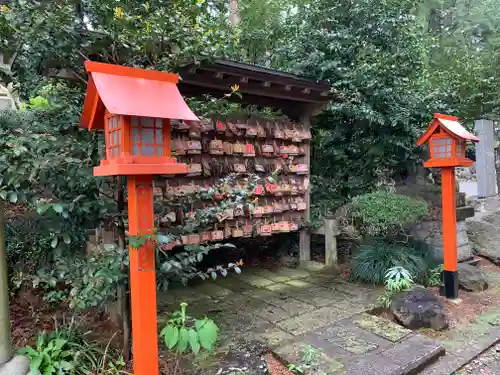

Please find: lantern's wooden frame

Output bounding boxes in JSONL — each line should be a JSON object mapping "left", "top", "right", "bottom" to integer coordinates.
{"left": 96, "top": 112, "right": 185, "bottom": 176}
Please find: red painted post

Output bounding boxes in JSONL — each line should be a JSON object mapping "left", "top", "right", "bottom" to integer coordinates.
{"left": 127, "top": 175, "right": 159, "bottom": 375}
{"left": 441, "top": 167, "right": 458, "bottom": 299}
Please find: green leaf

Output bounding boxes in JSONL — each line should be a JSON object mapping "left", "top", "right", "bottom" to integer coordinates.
{"left": 188, "top": 328, "right": 200, "bottom": 355}
{"left": 53, "top": 339, "right": 67, "bottom": 351}
{"left": 0, "top": 191, "right": 7, "bottom": 200}
{"left": 197, "top": 319, "right": 219, "bottom": 351}
{"left": 43, "top": 365, "right": 56, "bottom": 375}
{"left": 178, "top": 327, "right": 189, "bottom": 353}
{"left": 62, "top": 234, "right": 71, "bottom": 244}
{"left": 163, "top": 325, "right": 179, "bottom": 350}
{"left": 8, "top": 191, "right": 18, "bottom": 203}
{"left": 51, "top": 237, "right": 59, "bottom": 248}
{"left": 30, "top": 355, "right": 43, "bottom": 373}
{"left": 53, "top": 204, "right": 64, "bottom": 213}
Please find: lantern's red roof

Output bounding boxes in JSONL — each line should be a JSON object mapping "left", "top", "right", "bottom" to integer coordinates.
{"left": 80, "top": 61, "right": 198, "bottom": 130}
{"left": 416, "top": 113, "right": 479, "bottom": 146}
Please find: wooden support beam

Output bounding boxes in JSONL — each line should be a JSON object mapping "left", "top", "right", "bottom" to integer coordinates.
{"left": 324, "top": 218, "right": 341, "bottom": 266}
{"left": 299, "top": 111, "right": 312, "bottom": 264}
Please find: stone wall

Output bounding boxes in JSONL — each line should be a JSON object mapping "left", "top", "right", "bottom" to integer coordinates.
{"left": 412, "top": 219, "right": 473, "bottom": 262}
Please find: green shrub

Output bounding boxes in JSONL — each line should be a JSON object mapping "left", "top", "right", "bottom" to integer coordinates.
{"left": 350, "top": 191, "right": 428, "bottom": 236}
{"left": 350, "top": 239, "right": 429, "bottom": 285}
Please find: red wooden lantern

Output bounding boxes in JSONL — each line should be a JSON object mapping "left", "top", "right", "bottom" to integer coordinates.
{"left": 81, "top": 61, "right": 199, "bottom": 375}
{"left": 81, "top": 61, "right": 198, "bottom": 176}
{"left": 417, "top": 113, "right": 479, "bottom": 300}
{"left": 416, "top": 113, "right": 479, "bottom": 168}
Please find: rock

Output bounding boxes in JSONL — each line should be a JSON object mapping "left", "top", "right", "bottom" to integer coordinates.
{"left": 0, "top": 355, "right": 30, "bottom": 375}
{"left": 467, "top": 212, "right": 500, "bottom": 264}
{"left": 390, "top": 288, "right": 449, "bottom": 331}
{"left": 458, "top": 263, "right": 488, "bottom": 292}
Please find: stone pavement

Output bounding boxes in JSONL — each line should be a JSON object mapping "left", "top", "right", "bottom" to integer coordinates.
{"left": 158, "top": 267, "right": 444, "bottom": 374}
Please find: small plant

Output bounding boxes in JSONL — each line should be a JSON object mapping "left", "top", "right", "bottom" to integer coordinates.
{"left": 376, "top": 267, "right": 414, "bottom": 308}
{"left": 19, "top": 331, "right": 75, "bottom": 375}
{"left": 287, "top": 345, "right": 323, "bottom": 373}
{"left": 384, "top": 266, "right": 414, "bottom": 292}
{"left": 426, "top": 264, "right": 444, "bottom": 286}
{"left": 350, "top": 239, "right": 427, "bottom": 284}
{"left": 161, "top": 302, "right": 219, "bottom": 375}
{"left": 287, "top": 363, "right": 305, "bottom": 374}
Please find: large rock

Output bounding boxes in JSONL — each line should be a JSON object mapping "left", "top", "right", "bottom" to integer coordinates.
{"left": 467, "top": 212, "right": 500, "bottom": 264}
{"left": 412, "top": 220, "right": 473, "bottom": 262}
{"left": 458, "top": 263, "right": 488, "bottom": 291}
{"left": 0, "top": 355, "right": 30, "bottom": 375}
{"left": 390, "top": 288, "right": 449, "bottom": 331}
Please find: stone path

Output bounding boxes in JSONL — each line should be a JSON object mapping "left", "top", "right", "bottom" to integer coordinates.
{"left": 158, "top": 267, "right": 444, "bottom": 374}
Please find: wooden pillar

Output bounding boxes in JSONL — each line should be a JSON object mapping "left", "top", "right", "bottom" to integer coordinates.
{"left": 299, "top": 111, "right": 312, "bottom": 264}
{"left": 441, "top": 167, "right": 458, "bottom": 299}
{"left": 324, "top": 218, "right": 340, "bottom": 266}
{"left": 127, "top": 175, "right": 159, "bottom": 375}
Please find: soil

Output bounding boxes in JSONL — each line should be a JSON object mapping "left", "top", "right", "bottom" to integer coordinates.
{"left": 264, "top": 353, "right": 294, "bottom": 375}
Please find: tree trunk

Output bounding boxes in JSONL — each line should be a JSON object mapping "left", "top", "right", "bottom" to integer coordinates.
{"left": 229, "top": 0, "right": 240, "bottom": 26}
{"left": 116, "top": 177, "right": 131, "bottom": 362}
{"left": 0, "top": 201, "right": 13, "bottom": 365}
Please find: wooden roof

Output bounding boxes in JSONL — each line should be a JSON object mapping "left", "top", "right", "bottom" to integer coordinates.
{"left": 178, "top": 60, "right": 333, "bottom": 118}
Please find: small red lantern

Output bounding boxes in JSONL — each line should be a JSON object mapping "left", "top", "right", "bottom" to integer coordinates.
{"left": 417, "top": 113, "right": 479, "bottom": 300}
{"left": 417, "top": 113, "right": 479, "bottom": 168}
{"left": 81, "top": 61, "right": 198, "bottom": 176}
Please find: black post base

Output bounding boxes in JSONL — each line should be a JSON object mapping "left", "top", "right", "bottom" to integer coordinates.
{"left": 443, "top": 270, "right": 458, "bottom": 299}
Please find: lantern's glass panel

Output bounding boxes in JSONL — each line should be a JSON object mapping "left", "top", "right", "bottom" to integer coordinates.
{"left": 132, "top": 127, "right": 140, "bottom": 142}
{"left": 143, "top": 117, "right": 154, "bottom": 127}
{"left": 141, "top": 145, "right": 155, "bottom": 156}
{"left": 130, "top": 116, "right": 165, "bottom": 158}
{"left": 132, "top": 144, "right": 139, "bottom": 155}
{"left": 431, "top": 136, "right": 452, "bottom": 159}
{"left": 142, "top": 127, "right": 154, "bottom": 143}
{"left": 106, "top": 115, "right": 122, "bottom": 159}
{"left": 156, "top": 129, "right": 163, "bottom": 144}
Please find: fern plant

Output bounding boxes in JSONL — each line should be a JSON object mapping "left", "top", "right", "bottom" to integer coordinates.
{"left": 376, "top": 266, "right": 414, "bottom": 308}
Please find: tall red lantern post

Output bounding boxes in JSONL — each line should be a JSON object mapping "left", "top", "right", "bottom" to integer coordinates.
{"left": 417, "top": 113, "right": 479, "bottom": 299}
{"left": 80, "top": 61, "right": 198, "bottom": 375}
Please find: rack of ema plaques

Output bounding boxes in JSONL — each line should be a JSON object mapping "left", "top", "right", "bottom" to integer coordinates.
{"left": 152, "top": 117, "right": 311, "bottom": 247}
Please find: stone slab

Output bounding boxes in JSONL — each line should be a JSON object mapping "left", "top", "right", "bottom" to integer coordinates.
{"left": 267, "top": 296, "right": 315, "bottom": 316}
{"left": 277, "top": 303, "right": 365, "bottom": 336}
{"left": 286, "top": 279, "right": 315, "bottom": 288}
{"left": 274, "top": 341, "right": 345, "bottom": 374}
{"left": 249, "top": 268, "right": 292, "bottom": 283}
{"left": 264, "top": 282, "right": 294, "bottom": 294}
{"left": 419, "top": 326, "right": 500, "bottom": 375}
{"left": 214, "top": 275, "right": 257, "bottom": 292}
{"left": 239, "top": 274, "right": 276, "bottom": 288}
{"left": 0, "top": 356, "right": 30, "bottom": 375}
{"left": 380, "top": 334, "right": 444, "bottom": 374}
{"left": 352, "top": 313, "right": 412, "bottom": 342}
{"left": 254, "top": 303, "right": 292, "bottom": 323}
{"left": 314, "top": 325, "right": 380, "bottom": 355}
{"left": 292, "top": 287, "right": 345, "bottom": 307}
{"left": 275, "top": 268, "right": 311, "bottom": 279}
{"left": 342, "top": 352, "right": 401, "bottom": 375}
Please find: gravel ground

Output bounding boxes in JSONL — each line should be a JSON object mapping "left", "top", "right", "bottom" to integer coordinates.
{"left": 454, "top": 343, "right": 500, "bottom": 374}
